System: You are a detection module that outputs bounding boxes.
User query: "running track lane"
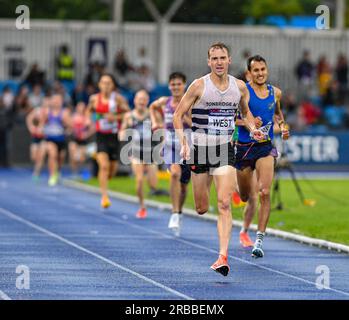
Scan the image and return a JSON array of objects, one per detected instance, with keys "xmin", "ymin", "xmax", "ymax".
[{"xmin": 0, "ymin": 168, "xmax": 349, "ymax": 300}]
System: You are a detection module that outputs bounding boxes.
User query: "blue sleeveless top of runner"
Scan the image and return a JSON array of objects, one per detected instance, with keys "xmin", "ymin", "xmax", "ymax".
[
  {"xmin": 45, "ymin": 110, "xmax": 65, "ymax": 141},
  {"xmin": 238, "ymin": 82, "xmax": 276, "ymax": 143}
]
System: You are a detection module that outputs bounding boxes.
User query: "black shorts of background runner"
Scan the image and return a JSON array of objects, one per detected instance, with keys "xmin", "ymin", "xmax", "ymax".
[
  {"xmin": 73, "ymin": 138, "xmax": 88, "ymax": 146},
  {"xmin": 180, "ymin": 163, "xmax": 191, "ymax": 184},
  {"xmin": 96, "ymin": 132, "xmax": 120, "ymax": 161}
]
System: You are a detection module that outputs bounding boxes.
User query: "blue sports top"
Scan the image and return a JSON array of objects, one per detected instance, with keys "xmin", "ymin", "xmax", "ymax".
[
  {"xmin": 44, "ymin": 110, "xmax": 65, "ymax": 141},
  {"xmin": 238, "ymin": 82, "xmax": 276, "ymax": 143}
]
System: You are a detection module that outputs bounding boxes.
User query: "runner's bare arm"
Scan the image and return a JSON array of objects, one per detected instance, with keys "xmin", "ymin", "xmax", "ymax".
[
  {"xmin": 38, "ymin": 106, "xmax": 48, "ymax": 131},
  {"xmin": 235, "ymin": 116, "xmax": 262, "ymax": 128},
  {"xmin": 84, "ymin": 117, "xmax": 95, "ymax": 139},
  {"xmin": 25, "ymin": 109, "xmax": 37, "ymax": 134},
  {"xmin": 63, "ymin": 108, "xmax": 73, "ymax": 133},
  {"xmin": 183, "ymin": 112, "xmax": 192, "ymax": 127},
  {"xmin": 173, "ymin": 79, "xmax": 203, "ymax": 146},
  {"xmin": 85, "ymin": 94, "xmax": 96, "ymax": 120},
  {"xmin": 116, "ymin": 94, "xmax": 130, "ymax": 120},
  {"xmin": 273, "ymin": 87, "xmax": 289, "ymax": 140},
  {"xmin": 149, "ymin": 96, "xmax": 167, "ymax": 129},
  {"xmin": 119, "ymin": 111, "xmax": 132, "ymax": 140}
]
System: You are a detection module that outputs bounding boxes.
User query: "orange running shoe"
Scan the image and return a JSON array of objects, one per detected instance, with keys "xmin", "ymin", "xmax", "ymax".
[
  {"xmin": 210, "ymin": 254, "xmax": 230, "ymax": 277},
  {"xmin": 101, "ymin": 195, "xmax": 111, "ymax": 209},
  {"xmin": 136, "ymin": 208, "xmax": 147, "ymax": 219},
  {"xmin": 239, "ymin": 231, "xmax": 254, "ymax": 248}
]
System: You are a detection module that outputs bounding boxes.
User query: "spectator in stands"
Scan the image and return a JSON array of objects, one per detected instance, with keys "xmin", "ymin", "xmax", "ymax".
[
  {"xmin": 85, "ymin": 62, "xmax": 105, "ymax": 89},
  {"xmin": 72, "ymin": 83, "xmax": 89, "ymax": 106},
  {"xmin": 322, "ymin": 80, "xmax": 338, "ymax": 109},
  {"xmin": 85, "ymin": 83, "xmax": 97, "ymax": 100},
  {"xmin": 28, "ymin": 84, "xmax": 43, "ymax": 109},
  {"xmin": 296, "ymin": 50, "xmax": 314, "ymax": 82},
  {"xmin": 52, "ymin": 81, "xmax": 72, "ymax": 108},
  {"xmin": 2, "ymin": 85, "xmax": 15, "ymax": 112},
  {"xmin": 317, "ymin": 55, "xmax": 332, "ymax": 97},
  {"xmin": 295, "ymin": 50, "xmax": 314, "ymax": 100},
  {"xmin": 14, "ymin": 85, "xmax": 31, "ymax": 117},
  {"xmin": 335, "ymin": 53, "xmax": 348, "ymax": 102},
  {"xmin": 129, "ymin": 65, "xmax": 156, "ymax": 92},
  {"xmin": 281, "ymin": 93, "xmax": 298, "ymax": 129},
  {"xmin": 237, "ymin": 49, "xmax": 251, "ymax": 81},
  {"xmin": 324, "ymin": 98, "xmax": 347, "ymax": 130},
  {"xmin": 25, "ymin": 63, "xmax": 45, "ymax": 87},
  {"xmin": 113, "ymin": 49, "xmax": 133, "ymax": 89},
  {"xmin": 134, "ymin": 46, "xmax": 153, "ymax": 72},
  {"xmin": 292, "ymin": 107, "xmax": 307, "ymax": 132},
  {"xmin": 299, "ymin": 97, "xmax": 322, "ymax": 126},
  {"xmin": 56, "ymin": 44, "xmax": 75, "ymax": 82}
]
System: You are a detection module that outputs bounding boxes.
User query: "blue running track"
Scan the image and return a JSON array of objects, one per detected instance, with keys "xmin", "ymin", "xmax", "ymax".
[{"xmin": 0, "ymin": 168, "xmax": 349, "ymax": 300}]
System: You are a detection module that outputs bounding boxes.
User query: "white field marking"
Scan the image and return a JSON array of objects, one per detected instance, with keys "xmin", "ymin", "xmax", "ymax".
[{"xmin": 0, "ymin": 207, "xmax": 193, "ymax": 301}]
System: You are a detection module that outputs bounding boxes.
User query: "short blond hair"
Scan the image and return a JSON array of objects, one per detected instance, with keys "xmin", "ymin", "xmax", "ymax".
[{"xmin": 208, "ymin": 42, "xmax": 230, "ymax": 58}]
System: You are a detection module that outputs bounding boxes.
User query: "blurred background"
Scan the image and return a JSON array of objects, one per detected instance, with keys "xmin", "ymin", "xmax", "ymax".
[{"xmin": 1, "ymin": 0, "xmax": 349, "ymax": 171}]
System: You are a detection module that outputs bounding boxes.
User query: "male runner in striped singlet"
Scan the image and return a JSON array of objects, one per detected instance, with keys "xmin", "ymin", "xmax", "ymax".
[
  {"xmin": 120, "ymin": 90, "xmax": 158, "ymax": 219},
  {"xmin": 86, "ymin": 73, "xmax": 129, "ymax": 209},
  {"xmin": 173, "ymin": 42, "xmax": 263, "ymax": 276},
  {"xmin": 234, "ymin": 55, "xmax": 290, "ymax": 258},
  {"xmin": 150, "ymin": 72, "xmax": 192, "ymax": 237}
]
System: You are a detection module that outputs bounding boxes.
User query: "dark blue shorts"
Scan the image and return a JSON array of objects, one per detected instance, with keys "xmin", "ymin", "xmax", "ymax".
[
  {"xmin": 46, "ymin": 138, "xmax": 67, "ymax": 153},
  {"xmin": 233, "ymin": 141, "xmax": 277, "ymax": 171}
]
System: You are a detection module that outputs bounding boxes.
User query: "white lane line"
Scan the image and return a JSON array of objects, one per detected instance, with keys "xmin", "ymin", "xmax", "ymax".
[
  {"xmin": 0, "ymin": 290, "xmax": 11, "ymax": 300},
  {"xmin": 0, "ymin": 207, "xmax": 193, "ymax": 301},
  {"xmin": 72, "ymin": 204, "xmax": 349, "ymax": 298}
]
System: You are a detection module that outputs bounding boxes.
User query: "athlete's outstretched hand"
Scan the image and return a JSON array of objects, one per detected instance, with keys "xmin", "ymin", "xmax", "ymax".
[
  {"xmin": 180, "ymin": 142, "xmax": 191, "ymax": 161},
  {"xmin": 251, "ymin": 129, "xmax": 265, "ymax": 141},
  {"xmin": 281, "ymin": 123, "xmax": 290, "ymax": 140}
]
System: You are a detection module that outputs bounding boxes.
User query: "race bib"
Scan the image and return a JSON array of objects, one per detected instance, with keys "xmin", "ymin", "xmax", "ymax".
[
  {"xmin": 44, "ymin": 124, "xmax": 64, "ymax": 136},
  {"xmin": 208, "ymin": 109, "xmax": 235, "ymax": 135},
  {"xmin": 99, "ymin": 118, "xmax": 117, "ymax": 131},
  {"xmin": 259, "ymin": 122, "xmax": 273, "ymax": 139},
  {"xmin": 164, "ymin": 112, "xmax": 173, "ymax": 126}
]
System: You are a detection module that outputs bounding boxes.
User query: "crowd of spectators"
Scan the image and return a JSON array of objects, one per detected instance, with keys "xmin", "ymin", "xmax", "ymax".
[{"xmin": 287, "ymin": 50, "xmax": 349, "ymax": 131}]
